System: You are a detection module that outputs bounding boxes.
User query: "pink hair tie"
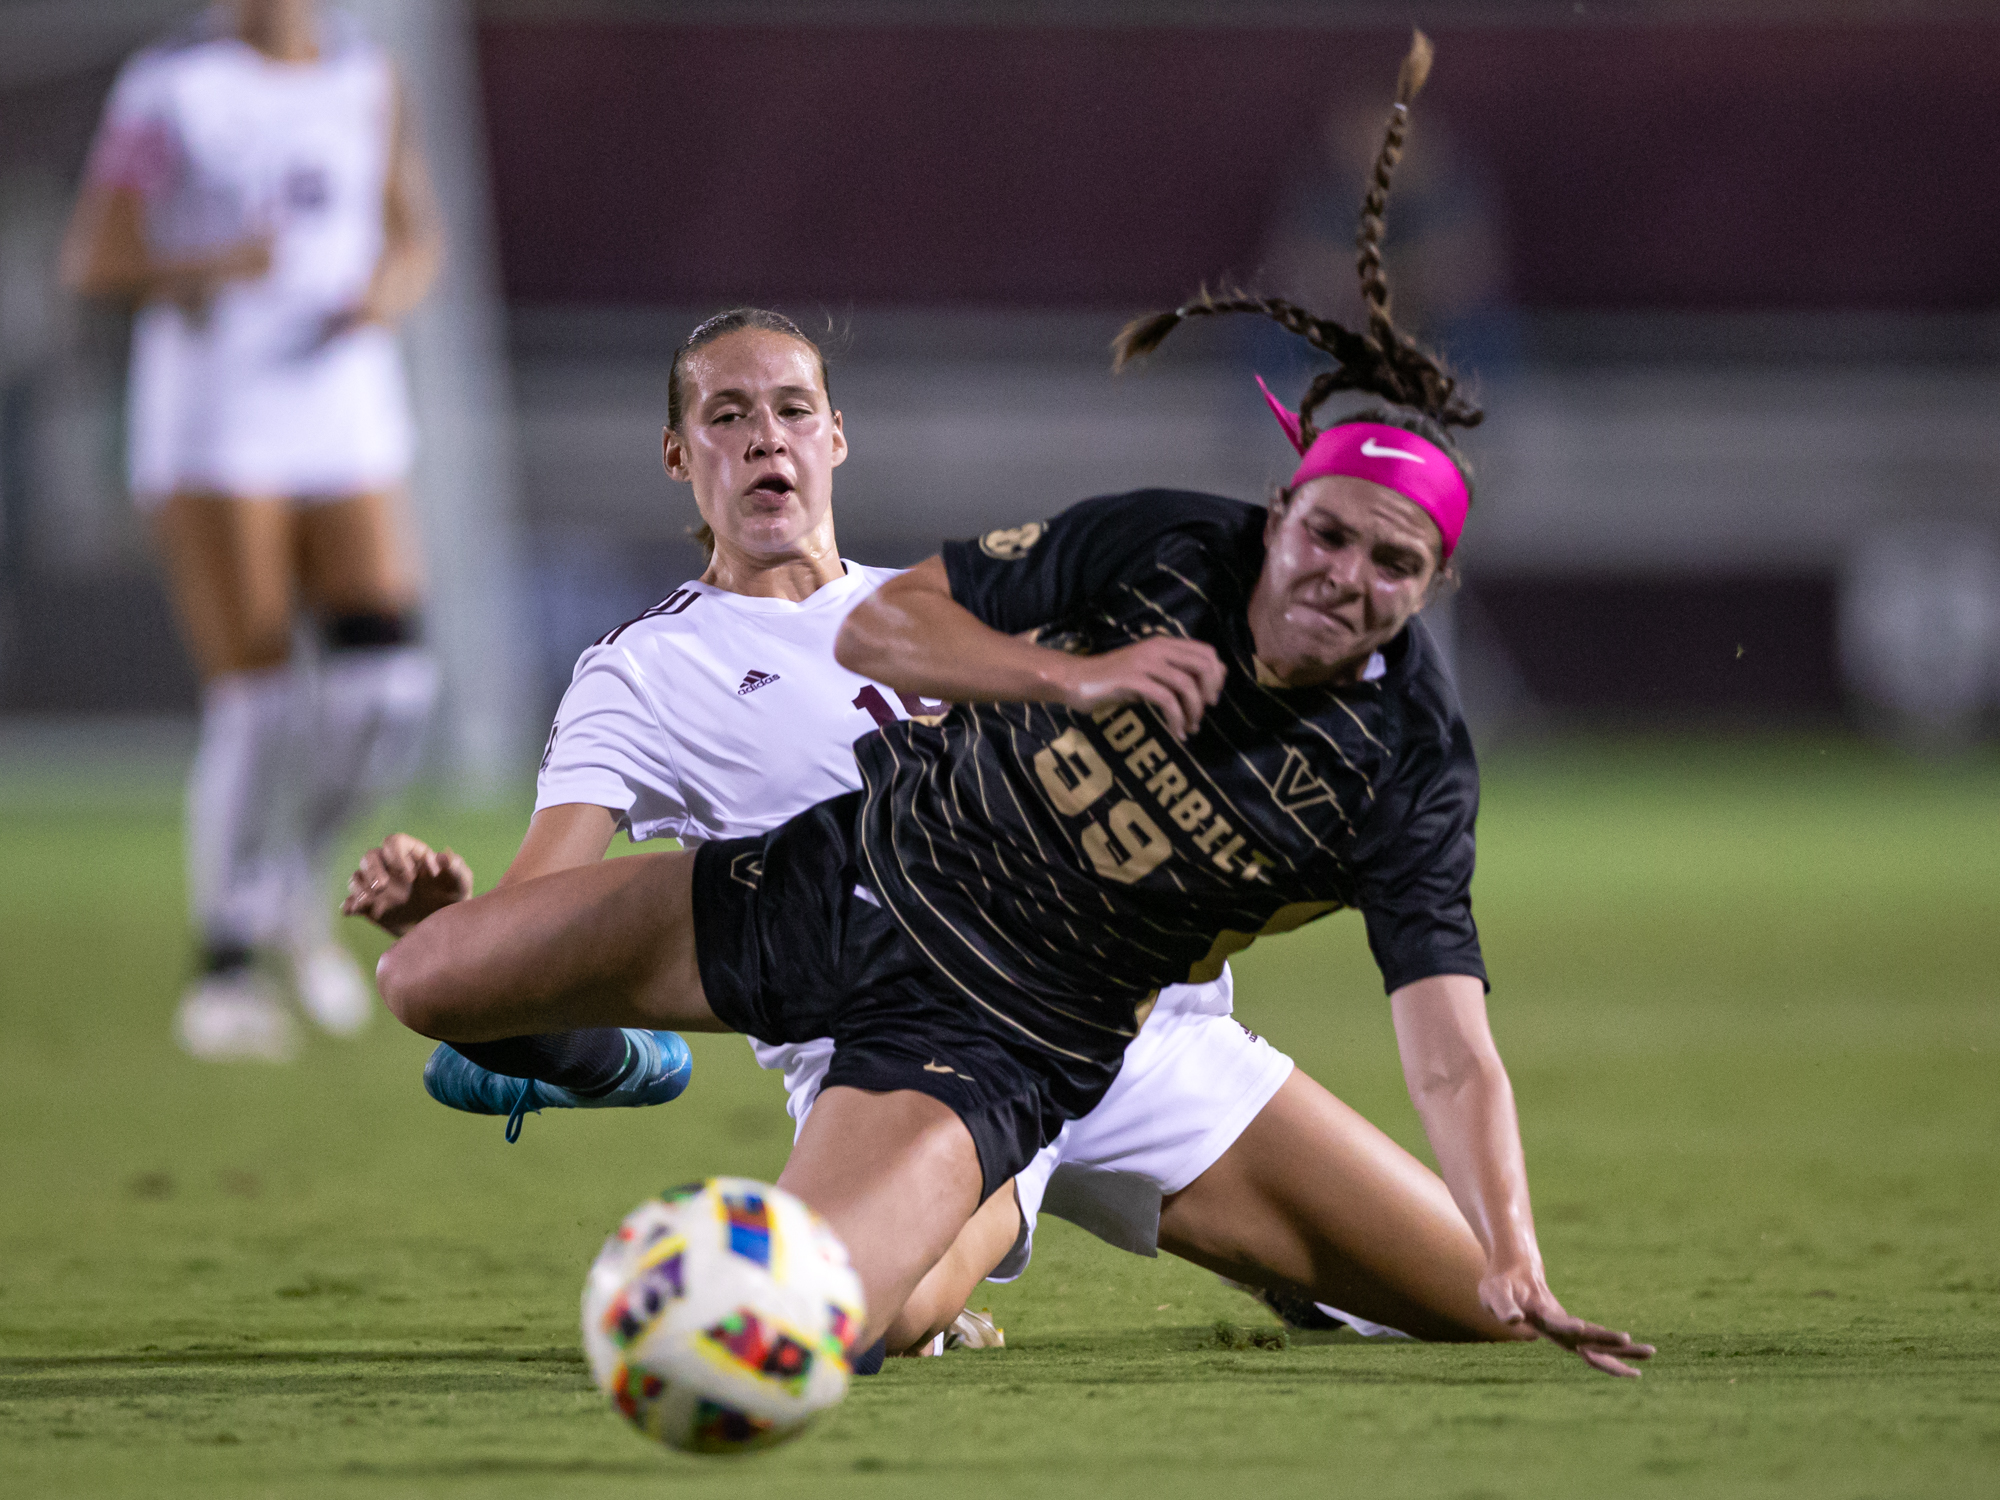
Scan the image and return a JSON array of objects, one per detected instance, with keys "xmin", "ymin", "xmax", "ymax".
[{"xmin": 1256, "ymin": 375, "xmax": 1468, "ymax": 559}]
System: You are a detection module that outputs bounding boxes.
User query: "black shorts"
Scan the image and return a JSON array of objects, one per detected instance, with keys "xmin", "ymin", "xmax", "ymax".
[{"xmin": 691, "ymin": 793, "xmax": 1122, "ymax": 1200}]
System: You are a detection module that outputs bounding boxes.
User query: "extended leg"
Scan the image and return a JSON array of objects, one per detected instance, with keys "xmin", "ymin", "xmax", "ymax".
[
  {"xmin": 882, "ymin": 1183, "xmax": 1021, "ymax": 1354},
  {"xmin": 1157, "ymin": 1068, "xmax": 1527, "ymax": 1342},
  {"xmin": 778, "ymin": 1086, "xmax": 984, "ymax": 1349},
  {"xmin": 376, "ymin": 848, "xmax": 724, "ymax": 1041}
]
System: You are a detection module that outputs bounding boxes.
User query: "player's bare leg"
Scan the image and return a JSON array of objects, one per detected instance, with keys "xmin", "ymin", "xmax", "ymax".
[
  {"xmin": 1157, "ymin": 1068, "xmax": 1528, "ymax": 1343},
  {"xmin": 883, "ymin": 1182, "xmax": 1021, "ymax": 1354},
  {"xmin": 296, "ymin": 487, "xmax": 422, "ymax": 617},
  {"xmin": 152, "ymin": 492, "xmax": 302, "ymax": 1057},
  {"xmin": 377, "ymin": 849, "xmax": 724, "ymax": 1039},
  {"xmin": 376, "ymin": 852, "xmax": 708, "ymax": 1132},
  {"xmin": 152, "ymin": 491, "xmax": 296, "ymax": 677},
  {"xmin": 778, "ymin": 1086, "xmax": 984, "ymax": 1350}
]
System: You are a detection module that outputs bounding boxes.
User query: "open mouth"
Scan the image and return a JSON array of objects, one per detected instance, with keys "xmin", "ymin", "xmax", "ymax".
[{"xmin": 750, "ymin": 475, "xmax": 795, "ymax": 497}]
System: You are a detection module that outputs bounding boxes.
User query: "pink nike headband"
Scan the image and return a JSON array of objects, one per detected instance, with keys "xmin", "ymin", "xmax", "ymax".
[{"xmin": 1257, "ymin": 376, "xmax": 1468, "ymax": 559}]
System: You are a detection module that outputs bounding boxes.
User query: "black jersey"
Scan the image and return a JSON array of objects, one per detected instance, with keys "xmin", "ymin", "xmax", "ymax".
[{"xmin": 850, "ymin": 490, "xmax": 1485, "ymax": 1064}]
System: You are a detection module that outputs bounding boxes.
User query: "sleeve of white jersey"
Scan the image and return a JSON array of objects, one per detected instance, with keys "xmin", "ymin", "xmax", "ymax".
[
  {"xmin": 534, "ymin": 645, "xmax": 687, "ymax": 839},
  {"xmin": 85, "ymin": 52, "xmax": 181, "ymax": 200}
]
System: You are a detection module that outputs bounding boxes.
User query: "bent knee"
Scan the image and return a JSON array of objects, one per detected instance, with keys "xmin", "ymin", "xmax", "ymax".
[{"xmin": 373, "ymin": 931, "xmax": 458, "ymax": 1039}]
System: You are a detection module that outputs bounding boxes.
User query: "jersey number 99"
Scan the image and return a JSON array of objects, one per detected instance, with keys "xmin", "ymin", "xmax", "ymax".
[{"xmin": 1032, "ymin": 730, "xmax": 1171, "ymax": 886}]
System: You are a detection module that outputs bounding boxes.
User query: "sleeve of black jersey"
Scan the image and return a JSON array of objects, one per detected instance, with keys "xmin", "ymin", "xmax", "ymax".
[
  {"xmin": 942, "ymin": 490, "xmax": 1246, "ymax": 635},
  {"xmin": 1351, "ymin": 654, "xmax": 1488, "ymax": 996}
]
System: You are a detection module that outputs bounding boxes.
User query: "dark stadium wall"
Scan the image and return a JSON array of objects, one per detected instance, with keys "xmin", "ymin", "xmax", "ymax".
[
  {"xmin": 476, "ymin": 20, "xmax": 2000, "ymax": 311},
  {"xmin": 4, "ymin": 13, "xmax": 1990, "ymax": 725},
  {"xmin": 471, "ymin": 17, "xmax": 1990, "ymax": 730},
  {"xmin": 1464, "ymin": 576, "xmax": 1842, "ymax": 722}
]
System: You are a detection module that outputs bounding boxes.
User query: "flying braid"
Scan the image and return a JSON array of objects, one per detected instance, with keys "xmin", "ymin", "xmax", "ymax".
[
  {"xmin": 1112, "ymin": 30, "xmax": 1481, "ymax": 440},
  {"xmin": 1355, "ymin": 33, "xmax": 1430, "ymax": 342}
]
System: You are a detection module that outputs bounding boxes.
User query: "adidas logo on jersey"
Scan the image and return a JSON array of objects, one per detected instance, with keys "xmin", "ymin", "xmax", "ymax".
[{"xmin": 737, "ymin": 670, "xmax": 780, "ymax": 696}]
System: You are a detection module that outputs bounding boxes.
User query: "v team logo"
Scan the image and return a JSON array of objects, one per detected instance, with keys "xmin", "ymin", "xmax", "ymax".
[
  {"xmin": 1272, "ymin": 745, "xmax": 1338, "ymax": 813},
  {"xmin": 737, "ymin": 670, "xmax": 780, "ymax": 696},
  {"xmin": 1360, "ymin": 436, "xmax": 1425, "ymax": 463}
]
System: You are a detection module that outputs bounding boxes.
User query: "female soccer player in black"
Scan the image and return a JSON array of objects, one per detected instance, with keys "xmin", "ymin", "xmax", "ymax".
[{"xmin": 375, "ymin": 35, "xmax": 1648, "ymax": 1377}]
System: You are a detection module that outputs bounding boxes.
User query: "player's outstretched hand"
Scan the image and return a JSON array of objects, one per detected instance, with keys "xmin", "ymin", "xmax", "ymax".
[
  {"xmin": 342, "ymin": 832, "xmax": 473, "ymax": 938},
  {"xmin": 1480, "ymin": 1265, "xmax": 1654, "ymax": 1378},
  {"xmin": 1057, "ymin": 637, "xmax": 1227, "ymax": 740}
]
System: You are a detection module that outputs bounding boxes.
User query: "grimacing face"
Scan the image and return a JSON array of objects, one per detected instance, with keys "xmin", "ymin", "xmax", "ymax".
[
  {"xmin": 662, "ymin": 328, "xmax": 846, "ymax": 560},
  {"xmin": 1246, "ymin": 473, "xmax": 1442, "ymax": 687}
]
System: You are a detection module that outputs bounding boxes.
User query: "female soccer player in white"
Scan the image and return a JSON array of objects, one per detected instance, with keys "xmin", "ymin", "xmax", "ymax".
[
  {"xmin": 63, "ymin": 0, "xmax": 441, "ymax": 1060},
  {"xmin": 350, "ymin": 305, "xmax": 1596, "ymax": 1362},
  {"xmin": 364, "ymin": 38, "xmax": 1650, "ymax": 1379}
]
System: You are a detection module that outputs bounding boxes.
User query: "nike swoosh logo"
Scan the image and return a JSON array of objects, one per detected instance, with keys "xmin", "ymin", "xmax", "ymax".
[
  {"xmin": 922, "ymin": 1061, "xmax": 958, "ymax": 1075},
  {"xmin": 1360, "ymin": 437, "xmax": 1425, "ymax": 463}
]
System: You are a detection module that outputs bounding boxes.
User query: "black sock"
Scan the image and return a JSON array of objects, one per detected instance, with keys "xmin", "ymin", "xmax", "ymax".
[
  {"xmin": 451, "ymin": 1030, "xmax": 631, "ymax": 1097},
  {"xmin": 201, "ymin": 943, "xmax": 254, "ymax": 976},
  {"xmin": 851, "ymin": 1337, "xmax": 887, "ymax": 1376},
  {"xmin": 322, "ymin": 609, "xmax": 420, "ymax": 650}
]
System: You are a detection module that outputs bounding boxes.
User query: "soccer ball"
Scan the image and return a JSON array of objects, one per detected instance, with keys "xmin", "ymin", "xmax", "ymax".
[{"xmin": 580, "ymin": 1177, "xmax": 866, "ymax": 1455}]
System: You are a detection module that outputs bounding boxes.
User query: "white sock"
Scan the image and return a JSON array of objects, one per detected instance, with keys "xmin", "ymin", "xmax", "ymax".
[
  {"xmin": 186, "ymin": 665, "xmax": 305, "ymax": 955},
  {"xmin": 289, "ymin": 645, "xmax": 439, "ymax": 944}
]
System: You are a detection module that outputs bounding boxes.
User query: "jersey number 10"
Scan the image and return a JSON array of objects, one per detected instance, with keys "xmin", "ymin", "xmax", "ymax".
[{"xmin": 852, "ymin": 685, "xmax": 948, "ymax": 728}]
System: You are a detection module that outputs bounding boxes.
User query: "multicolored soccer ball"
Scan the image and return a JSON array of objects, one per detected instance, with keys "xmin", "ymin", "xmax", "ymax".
[{"xmin": 580, "ymin": 1177, "xmax": 866, "ymax": 1455}]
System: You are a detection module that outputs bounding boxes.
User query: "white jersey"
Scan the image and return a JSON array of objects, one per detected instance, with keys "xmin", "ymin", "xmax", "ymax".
[
  {"xmin": 537, "ymin": 565, "xmax": 920, "ymax": 850},
  {"xmin": 537, "ymin": 563, "xmax": 1290, "ymax": 1278},
  {"xmin": 91, "ymin": 9, "xmax": 413, "ymax": 500},
  {"xmin": 537, "ymin": 563, "xmax": 930, "ymax": 1091}
]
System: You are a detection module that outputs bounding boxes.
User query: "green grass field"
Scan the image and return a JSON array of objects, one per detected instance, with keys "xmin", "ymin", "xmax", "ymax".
[{"xmin": 2, "ymin": 734, "xmax": 1996, "ymax": 1499}]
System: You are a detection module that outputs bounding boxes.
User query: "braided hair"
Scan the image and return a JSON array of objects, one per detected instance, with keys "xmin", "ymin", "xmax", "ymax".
[{"xmin": 1113, "ymin": 32, "xmax": 1481, "ymax": 470}]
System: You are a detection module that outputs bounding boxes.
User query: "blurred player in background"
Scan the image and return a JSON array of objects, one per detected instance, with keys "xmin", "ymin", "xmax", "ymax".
[{"xmin": 62, "ymin": 0, "xmax": 441, "ymax": 1061}]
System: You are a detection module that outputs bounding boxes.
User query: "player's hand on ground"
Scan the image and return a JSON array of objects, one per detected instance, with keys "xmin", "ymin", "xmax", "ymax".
[
  {"xmin": 1480, "ymin": 1264, "xmax": 1654, "ymax": 1378},
  {"xmin": 342, "ymin": 832, "xmax": 473, "ymax": 938},
  {"xmin": 1057, "ymin": 637, "xmax": 1226, "ymax": 740}
]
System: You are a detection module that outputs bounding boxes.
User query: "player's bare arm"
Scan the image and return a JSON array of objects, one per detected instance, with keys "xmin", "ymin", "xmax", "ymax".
[
  {"xmin": 1392, "ymin": 974, "xmax": 1654, "ymax": 1377},
  {"xmin": 333, "ymin": 74, "xmax": 443, "ymax": 342},
  {"xmin": 838, "ymin": 556, "xmax": 1226, "ymax": 740},
  {"xmin": 60, "ymin": 183, "xmax": 271, "ymax": 314}
]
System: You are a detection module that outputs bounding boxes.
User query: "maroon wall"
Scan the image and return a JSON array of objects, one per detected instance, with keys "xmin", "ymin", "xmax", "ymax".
[{"xmin": 478, "ymin": 21, "xmax": 2000, "ymax": 310}]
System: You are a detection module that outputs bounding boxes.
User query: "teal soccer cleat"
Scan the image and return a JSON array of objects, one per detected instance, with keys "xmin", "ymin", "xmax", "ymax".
[{"xmin": 422, "ymin": 1030, "xmax": 693, "ymax": 1142}]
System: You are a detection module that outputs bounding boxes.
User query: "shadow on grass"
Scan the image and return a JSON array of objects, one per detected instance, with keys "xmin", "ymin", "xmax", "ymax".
[
  {"xmin": 338, "ymin": 1457, "xmax": 666, "ymax": 1479},
  {"xmin": 0, "ymin": 1344, "xmax": 591, "ymax": 1403},
  {"xmin": 0, "ymin": 1344, "xmax": 582, "ymax": 1371}
]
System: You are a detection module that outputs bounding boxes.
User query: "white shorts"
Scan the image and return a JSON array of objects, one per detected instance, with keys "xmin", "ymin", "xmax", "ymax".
[
  {"xmin": 759, "ymin": 965, "xmax": 1294, "ymax": 1283},
  {"xmin": 127, "ymin": 296, "xmax": 414, "ymax": 504}
]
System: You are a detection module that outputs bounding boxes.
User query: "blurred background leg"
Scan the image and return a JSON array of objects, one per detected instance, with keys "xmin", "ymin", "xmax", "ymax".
[
  {"xmin": 291, "ymin": 489, "xmax": 438, "ymax": 1034},
  {"xmin": 152, "ymin": 492, "xmax": 302, "ymax": 1063}
]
